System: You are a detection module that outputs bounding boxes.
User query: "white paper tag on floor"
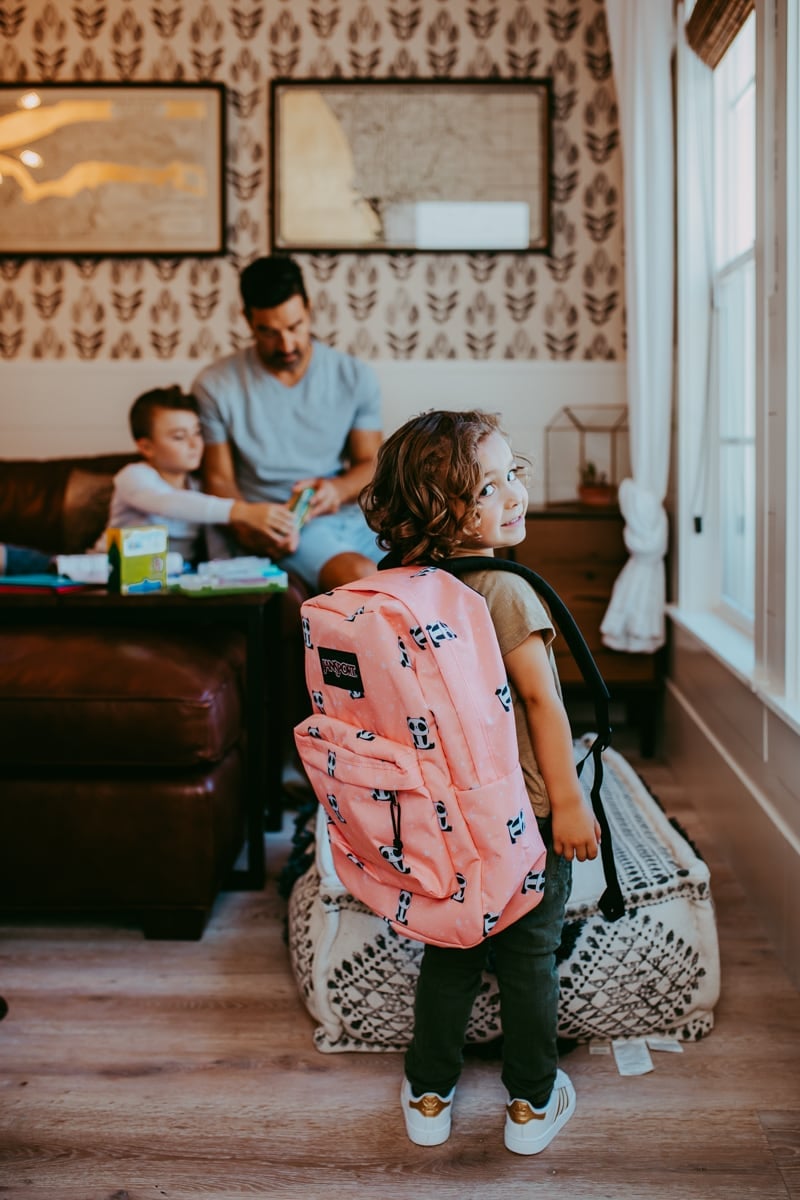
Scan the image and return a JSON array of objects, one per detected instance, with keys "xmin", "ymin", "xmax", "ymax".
[
  {"xmin": 646, "ymin": 1036, "xmax": 684, "ymax": 1054},
  {"xmin": 612, "ymin": 1038, "xmax": 654, "ymax": 1076},
  {"xmin": 589, "ymin": 1039, "xmax": 611, "ymax": 1055}
]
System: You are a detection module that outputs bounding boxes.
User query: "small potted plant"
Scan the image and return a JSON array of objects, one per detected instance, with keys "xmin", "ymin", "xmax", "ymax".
[{"xmin": 578, "ymin": 461, "xmax": 616, "ymax": 507}]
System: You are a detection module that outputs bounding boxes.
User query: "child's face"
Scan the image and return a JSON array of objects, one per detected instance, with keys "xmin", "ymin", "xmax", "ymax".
[
  {"xmin": 457, "ymin": 431, "xmax": 528, "ymax": 556},
  {"xmin": 137, "ymin": 408, "xmax": 204, "ymax": 476}
]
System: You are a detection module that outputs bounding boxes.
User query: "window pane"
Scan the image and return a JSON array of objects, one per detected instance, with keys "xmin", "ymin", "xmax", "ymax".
[
  {"xmin": 789, "ymin": 0, "xmax": 800, "ymax": 700},
  {"xmin": 712, "ymin": 12, "xmax": 756, "ymax": 626},
  {"xmin": 720, "ymin": 441, "xmax": 755, "ymax": 619},
  {"xmin": 728, "ymin": 9, "xmax": 755, "ymax": 92},
  {"xmin": 716, "ymin": 259, "xmax": 755, "ymax": 621},
  {"xmin": 716, "ymin": 258, "xmax": 755, "ymax": 440},
  {"xmin": 731, "ymin": 82, "xmax": 756, "ymax": 257},
  {"xmin": 713, "ymin": 11, "xmax": 756, "ymax": 266}
]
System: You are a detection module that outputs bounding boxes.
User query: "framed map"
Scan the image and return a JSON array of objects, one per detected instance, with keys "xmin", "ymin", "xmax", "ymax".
[
  {"xmin": 270, "ymin": 79, "xmax": 551, "ymax": 254},
  {"xmin": 0, "ymin": 83, "xmax": 226, "ymax": 256}
]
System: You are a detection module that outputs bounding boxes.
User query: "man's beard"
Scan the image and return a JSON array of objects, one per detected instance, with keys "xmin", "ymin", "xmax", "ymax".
[{"xmin": 263, "ymin": 345, "xmax": 304, "ymax": 371}]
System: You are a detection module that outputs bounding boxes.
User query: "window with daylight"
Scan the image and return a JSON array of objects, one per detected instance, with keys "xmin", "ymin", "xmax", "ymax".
[
  {"xmin": 711, "ymin": 11, "xmax": 756, "ymax": 627},
  {"xmin": 786, "ymin": 0, "xmax": 800, "ymax": 708},
  {"xmin": 679, "ymin": 0, "xmax": 800, "ymax": 718}
]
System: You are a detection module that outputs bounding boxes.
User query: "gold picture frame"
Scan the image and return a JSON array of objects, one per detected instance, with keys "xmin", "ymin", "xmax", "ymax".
[
  {"xmin": 0, "ymin": 82, "xmax": 226, "ymax": 256},
  {"xmin": 270, "ymin": 78, "xmax": 551, "ymax": 254}
]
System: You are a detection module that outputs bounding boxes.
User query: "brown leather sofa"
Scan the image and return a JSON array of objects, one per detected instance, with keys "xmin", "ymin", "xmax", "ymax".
[{"xmin": 0, "ymin": 454, "xmax": 309, "ymax": 938}]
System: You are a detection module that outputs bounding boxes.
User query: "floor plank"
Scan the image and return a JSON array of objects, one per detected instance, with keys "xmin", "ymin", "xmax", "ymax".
[
  {"xmin": 760, "ymin": 1111, "xmax": 800, "ymax": 1200},
  {"xmin": 1, "ymin": 741, "xmax": 798, "ymax": 1200}
]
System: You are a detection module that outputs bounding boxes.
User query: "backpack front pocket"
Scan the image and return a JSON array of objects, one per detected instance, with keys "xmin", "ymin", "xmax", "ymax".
[{"xmin": 295, "ymin": 716, "xmax": 461, "ymax": 898}]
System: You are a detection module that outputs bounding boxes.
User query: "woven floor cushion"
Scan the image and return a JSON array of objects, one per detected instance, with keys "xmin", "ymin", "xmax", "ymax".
[{"xmin": 287, "ymin": 740, "xmax": 721, "ymax": 1053}]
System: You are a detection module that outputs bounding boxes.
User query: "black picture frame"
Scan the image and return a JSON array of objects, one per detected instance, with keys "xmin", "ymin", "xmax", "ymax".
[
  {"xmin": 270, "ymin": 78, "xmax": 551, "ymax": 254},
  {"xmin": 0, "ymin": 82, "xmax": 226, "ymax": 257}
]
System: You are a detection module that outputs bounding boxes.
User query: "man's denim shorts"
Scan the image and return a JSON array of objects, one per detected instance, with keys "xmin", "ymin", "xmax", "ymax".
[{"xmin": 278, "ymin": 504, "xmax": 382, "ymax": 590}]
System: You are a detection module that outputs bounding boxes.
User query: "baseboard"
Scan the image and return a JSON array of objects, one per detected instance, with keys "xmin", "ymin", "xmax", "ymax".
[{"xmin": 664, "ymin": 682, "xmax": 800, "ymax": 991}]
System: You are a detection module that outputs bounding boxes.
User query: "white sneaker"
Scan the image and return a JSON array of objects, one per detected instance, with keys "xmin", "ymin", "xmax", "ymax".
[
  {"xmin": 504, "ymin": 1069, "xmax": 576, "ymax": 1155},
  {"xmin": 401, "ymin": 1077, "xmax": 455, "ymax": 1146}
]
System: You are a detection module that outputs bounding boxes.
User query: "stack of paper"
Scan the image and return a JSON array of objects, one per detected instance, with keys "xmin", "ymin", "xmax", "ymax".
[{"xmin": 174, "ymin": 557, "xmax": 288, "ymax": 596}]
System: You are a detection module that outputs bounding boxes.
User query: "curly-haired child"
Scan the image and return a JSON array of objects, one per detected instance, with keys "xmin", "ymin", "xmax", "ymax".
[{"xmin": 360, "ymin": 409, "xmax": 600, "ymax": 1155}]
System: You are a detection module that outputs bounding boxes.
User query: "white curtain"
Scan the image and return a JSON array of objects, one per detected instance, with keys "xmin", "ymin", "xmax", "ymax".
[{"xmin": 601, "ymin": 1, "xmax": 676, "ymax": 653}]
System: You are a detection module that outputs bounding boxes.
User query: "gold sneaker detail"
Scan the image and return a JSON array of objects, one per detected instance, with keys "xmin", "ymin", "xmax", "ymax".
[
  {"xmin": 401, "ymin": 1078, "xmax": 455, "ymax": 1146},
  {"xmin": 507, "ymin": 1100, "xmax": 546, "ymax": 1125},
  {"xmin": 504, "ymin": 1072, "xmax": 576, "ymax": 1155},
  {"xmin": 410, "ymin": 1094, "xmax": 452, "ymax": 1118}
]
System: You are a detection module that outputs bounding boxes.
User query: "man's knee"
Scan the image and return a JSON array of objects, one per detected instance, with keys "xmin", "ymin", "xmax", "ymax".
[{"xmin": 318, "ymin": 551, "xmax": 377, "ymax": 591}]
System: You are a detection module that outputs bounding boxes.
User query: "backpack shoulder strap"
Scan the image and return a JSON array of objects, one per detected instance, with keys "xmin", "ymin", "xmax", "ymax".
[{"xmin": 442, "ymin": 554, "xmax": 625, "ymax": 922}]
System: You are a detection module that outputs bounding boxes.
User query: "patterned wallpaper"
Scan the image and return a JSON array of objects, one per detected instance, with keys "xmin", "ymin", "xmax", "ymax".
[{"xmin": 0, "ymin": 0, "xmax": 625, "ymax": 364}]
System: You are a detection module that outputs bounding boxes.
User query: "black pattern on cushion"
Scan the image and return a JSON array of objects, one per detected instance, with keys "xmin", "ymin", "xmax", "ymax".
[{"xmin": 287, "ymin": 741, "xmax": 720, "ymax": 1052}]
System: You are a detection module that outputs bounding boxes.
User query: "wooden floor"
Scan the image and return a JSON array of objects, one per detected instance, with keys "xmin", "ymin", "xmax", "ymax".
[{"xmin": 1, "ymin": 740, "xmax": 799, "ymax": 1200}]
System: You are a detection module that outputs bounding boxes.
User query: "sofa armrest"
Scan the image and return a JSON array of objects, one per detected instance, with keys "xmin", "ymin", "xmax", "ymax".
[{"xmin": 0, "ymin": 454, "xmax": 132, "ymax": 554}]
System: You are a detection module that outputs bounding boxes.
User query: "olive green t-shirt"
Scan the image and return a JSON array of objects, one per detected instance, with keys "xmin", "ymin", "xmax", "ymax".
[{"xmin": 461, "ymin": 567, "xmax": 561, "ymax": 819}]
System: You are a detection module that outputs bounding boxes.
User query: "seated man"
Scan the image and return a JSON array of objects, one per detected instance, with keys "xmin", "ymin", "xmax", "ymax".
[{"xmin": 191, "ymin": 255, "xmax": 383, "ymax": 592}]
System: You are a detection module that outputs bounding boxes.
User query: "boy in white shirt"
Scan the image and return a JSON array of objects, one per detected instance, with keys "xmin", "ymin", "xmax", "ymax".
[{"xmin": 102, "ymin": 386, "xmax": 298, "ymax": 563}]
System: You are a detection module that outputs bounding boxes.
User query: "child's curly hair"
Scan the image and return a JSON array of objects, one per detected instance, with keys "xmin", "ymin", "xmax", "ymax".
[{"xmin": 360, "ymin": 409, "xmax": 509, "ymax": 564}]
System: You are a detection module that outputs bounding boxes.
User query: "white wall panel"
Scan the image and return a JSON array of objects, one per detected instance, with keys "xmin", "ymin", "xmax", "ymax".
[{"xmin": 1, "ymin": 360, "xmax": 626, "ymax": 509}]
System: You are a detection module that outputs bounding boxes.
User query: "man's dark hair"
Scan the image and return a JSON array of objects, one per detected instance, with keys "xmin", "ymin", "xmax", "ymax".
[
  {"xmin": 239, "ymin": 255, "xmax": 308, "ymax": 315},
  {"xmin": 129, "ymin": 385, "xmax": 200, "ymax": 441}
]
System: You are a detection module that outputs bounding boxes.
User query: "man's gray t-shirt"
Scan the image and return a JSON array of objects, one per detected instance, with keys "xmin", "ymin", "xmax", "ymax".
[{"xmin": 192, "ymin": 340, "xmax": 382, "ymax": 503}]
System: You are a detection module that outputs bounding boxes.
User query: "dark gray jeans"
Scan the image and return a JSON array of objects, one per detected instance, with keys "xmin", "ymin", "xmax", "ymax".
[
  {"xmin": 404, "ymin": 827, "xmax": 572, "ymax": 1108},
  {"xmin": 3, "ymin": 544, "xmax": 53, "ymax": 575}
]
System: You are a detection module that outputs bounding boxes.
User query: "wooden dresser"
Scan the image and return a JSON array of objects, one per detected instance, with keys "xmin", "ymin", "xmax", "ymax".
[{"xmin": 508, "ymin": 505, "xmax": 662, "ymax": 755}]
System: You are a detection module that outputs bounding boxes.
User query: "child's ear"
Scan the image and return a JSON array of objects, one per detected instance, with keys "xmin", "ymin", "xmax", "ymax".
[
  {"xmin": 458, "ymin": 512, "xmax": 481, "ymax": 540},
  {"xmin": 136, "ymin": 436, "xmax": 154, "ymax": 462}
]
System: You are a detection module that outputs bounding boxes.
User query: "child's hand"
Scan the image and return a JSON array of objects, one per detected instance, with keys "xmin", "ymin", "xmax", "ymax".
[
  {"xmin": 551, "ymin": 792, "xmax": 601, "ymax": 862},
  {"xmin": 231, "ymin": 500, "xmax": 300, "ymax": 554}
]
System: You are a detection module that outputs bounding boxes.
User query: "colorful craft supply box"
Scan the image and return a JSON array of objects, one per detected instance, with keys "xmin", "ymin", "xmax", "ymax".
[{"xmin": 107, "ymin": 526, "xmax": 168, "ymax": 595}]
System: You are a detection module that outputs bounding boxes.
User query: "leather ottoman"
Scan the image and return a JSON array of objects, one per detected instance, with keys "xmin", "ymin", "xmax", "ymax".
[{"xmin": 0, "ymin": 624, "xmax": 246, "ymax": 938}]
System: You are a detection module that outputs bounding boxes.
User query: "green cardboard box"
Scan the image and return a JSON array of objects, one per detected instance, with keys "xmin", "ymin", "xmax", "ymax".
[{"xmin": 107, "ymin": 526, "xmax": 168, "ymax": 595}]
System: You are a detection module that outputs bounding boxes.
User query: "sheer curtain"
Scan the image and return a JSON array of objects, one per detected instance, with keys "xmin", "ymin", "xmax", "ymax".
[{"xmin": 600, "ymin": 1, "xmax": 675, "ymax": 653}]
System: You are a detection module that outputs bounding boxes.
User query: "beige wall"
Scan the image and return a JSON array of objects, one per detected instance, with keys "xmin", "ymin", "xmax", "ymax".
[{"xmin": 0, "ymin": 359, "xmax": 627, "ymax": 511}]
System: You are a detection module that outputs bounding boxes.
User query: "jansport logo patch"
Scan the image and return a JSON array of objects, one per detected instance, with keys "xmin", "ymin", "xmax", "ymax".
[{"xmin": 318, "ymin": 647, "xmax": 365, "ymax": 693}]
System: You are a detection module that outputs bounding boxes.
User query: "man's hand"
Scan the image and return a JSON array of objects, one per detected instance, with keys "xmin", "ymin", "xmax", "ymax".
[
  {"xmin": 230, "ymin": 500, "xmax": 300, "ymax": 557},
  {"xmin": 292, "ymin": 477, "xmax": 342, "ymax": 518}
]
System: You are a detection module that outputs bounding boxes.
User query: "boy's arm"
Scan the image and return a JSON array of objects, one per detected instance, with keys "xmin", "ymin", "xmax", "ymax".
[
  {"xmin": 504, "ymin": 632, "xmax": 600, "ymax": 862},
  {"xmin": 115, "ymin": 462, "xmax": 295, "ymax": 549},
  {"xmin": 115, "ymin": 463, "xmax": 235, "ymax": 525}
]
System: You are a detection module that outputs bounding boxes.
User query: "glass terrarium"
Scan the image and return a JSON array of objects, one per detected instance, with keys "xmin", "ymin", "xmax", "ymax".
[{"xmin": 544, "ymin": 404, "xmax": 630, "ymax": 507}]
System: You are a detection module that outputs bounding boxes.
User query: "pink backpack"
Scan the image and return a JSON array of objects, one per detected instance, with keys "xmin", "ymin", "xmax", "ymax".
[{"xmin": 293, "ymin": 565, "xmax": 547, "ymax": 948}]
